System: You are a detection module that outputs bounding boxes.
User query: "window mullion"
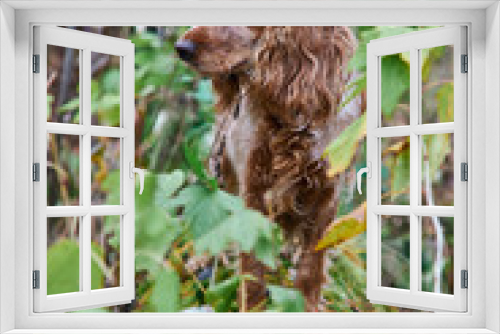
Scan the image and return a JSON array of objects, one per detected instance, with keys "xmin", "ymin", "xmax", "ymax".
[
  {"xmin": 409, "ymin": 47, "xmax": 420, "ymax": 294},
  {"xmin": 82, "ymin": 48, "xmax": 92, "ymax": 294}
]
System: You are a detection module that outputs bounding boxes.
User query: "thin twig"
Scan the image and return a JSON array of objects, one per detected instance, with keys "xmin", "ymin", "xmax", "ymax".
[{"xmin": 423, "ymin": 145, "xmax": 444, "ymax": 293}]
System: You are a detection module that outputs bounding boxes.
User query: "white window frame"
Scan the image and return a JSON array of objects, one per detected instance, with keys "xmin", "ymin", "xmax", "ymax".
[
  {"xmin": 366, "ymin": 26, "xmax": 467, "ymax": 312},
  {"xmin": 32, "ymin": 26, "xmax": 136, "ymax": 312},
  {"xmin": 0, "ymin": 1, "xmax": 499, "ymax": 333}
]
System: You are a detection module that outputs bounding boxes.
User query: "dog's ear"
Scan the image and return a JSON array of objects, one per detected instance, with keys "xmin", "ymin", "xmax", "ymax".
[{"xmin": 251, "ymin": 27, "xmax": 356, "ymax": 126}]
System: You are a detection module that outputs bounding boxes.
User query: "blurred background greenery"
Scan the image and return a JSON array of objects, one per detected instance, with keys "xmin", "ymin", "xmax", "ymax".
[{"xmin": 45, "ymin": 26, "xmax": 454, "ymax": 313}]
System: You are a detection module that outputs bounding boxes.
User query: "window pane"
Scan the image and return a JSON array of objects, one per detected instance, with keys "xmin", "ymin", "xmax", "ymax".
[
  {"xmin": 421, "ymin": 45, "xmax": 454, "ymax": 124},
  {"xmin": 47, "ymin": 133, "xmax": 80, "ymax": 206},
  {"xmin": 381, "ymin": 215, "xmax": 410, "ymax": 290},
  {"xmin": 47, "ymin": 217, "xmax": 80, "ymax": 295},
  {"xmin": 47, "ymin": 44, "xmax": 80, "ymax": 124},
  {"xmin": 421, "ymin": 133, "xmax": 454, "ymax": 206},
  {"xmin": 91, "ymin": 52, "xmax": 121, "ymax": 127},
  {"xmin": 381, "ymin": 52, "xmax": 410, "ymax": 127},
  {"xmin": 91, "ymin": 137, "xmax": 121, "ymax": 205},
  {"xmin": 421, "ymin": 216, "xmax": 454, "ymax": 294},
  {"xmin": 91, "ymin": 216, "xmax": 121, "ymax": 290},
  {"xmin": 381, "ymin": 136, "xmax": 410, "ymax": 205}
]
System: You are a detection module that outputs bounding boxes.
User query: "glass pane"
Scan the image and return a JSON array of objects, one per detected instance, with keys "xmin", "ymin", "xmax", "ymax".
[
  {"xmin": 381, "ymin": 215, "xmax": 410, "ymax": 290},
  {"xmin": 421, "ymin": 45, "xmax": 454, "ymax": 124},
  {"xmin": 91, "ymin": 216, "xmax": 121, "ymax": 290},
  {"xmin": 47, "ymin": 133, "xmax": 80, "ymax": 206},
  {"xmin": 91, "ymin": 52, "xmax": 121, "ymax": 127},
  {"xmin": 47, "ymin": 217, "xmax": 80, "ymax": 295},
  {"xmin": 421, "ymin": 216, "xmax": 454, "ymax": 294},
  {"xmin": 421, "ymin": 133, "xmax": 454, "ymax": 206},
  {"xmin": 381, "ymin": 136, "xmax": 410, "ymax": 205},
  {"xmin": 47, "ymin": 44, "xmax": 80, "ymax": 124},
  {"xmin": 381, "ymin": 52, "xmax": 410, "ymax": 127},
  {"xmin": 91, "ymin": 137, "xmax": 121, "ymax": 205}
]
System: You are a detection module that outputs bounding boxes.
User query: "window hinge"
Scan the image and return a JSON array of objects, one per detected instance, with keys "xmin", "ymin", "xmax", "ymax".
[
  {"xmin": 461, "ymin": 54, "xmax": 468, "ymax": 73},
  {"xmin": 33, "ymin": 270, "xmax": 40, "ymax": 289},
  {"xmin": 33, "ymin": 54, "xmax": 40, "ymax": 73},
  {"xmin": 33, "ymin": 163, "xmax": 40, "ymax": 182},
  {"xmin": 461, "ymin": 270, "xmax": 468, "ymax": 289},
  {"xmin": 461, "ymin": 162, "xmax": 468, "ymax": 181}
]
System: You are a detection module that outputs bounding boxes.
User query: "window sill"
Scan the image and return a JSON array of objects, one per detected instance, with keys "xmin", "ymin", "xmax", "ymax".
[{"xmin": 3, "ymin": 330, "xmax": 498, "ymax": 334}]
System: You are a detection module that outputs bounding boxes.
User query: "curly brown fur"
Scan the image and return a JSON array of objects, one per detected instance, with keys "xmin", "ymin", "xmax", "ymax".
[{"xmin": 177, "ymin": 26, "xmax": 357, "ymax": 312}]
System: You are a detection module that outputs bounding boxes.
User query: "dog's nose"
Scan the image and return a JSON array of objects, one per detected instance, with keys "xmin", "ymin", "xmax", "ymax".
[{"xmin": 175, "ymin": 40, "xmax": 196, "ymax": 62}]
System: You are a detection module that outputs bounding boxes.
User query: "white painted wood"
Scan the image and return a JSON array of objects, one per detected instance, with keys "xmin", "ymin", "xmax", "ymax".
[
  {"xmin": 409, "ymin": 44, "xmax": 420, "ymax": 296},
  {"xmin": 46, "ymin": 123, "xmax": 129, "ymax": 138},
  {"xmin": 366, "ymin": 26, "xmax": 468, "ymax": 312},
  {"xmin": 0, "ymin": 2, "xmax": 17, "ymax": 333},
  {"xmin": 372, "ymin": 205, "xmax": 455, "ymax": 217},
  {"xmin": 9, "ymin": 5, "xmax": 489, "ymax": 332},
  {"xmin": 372, "ymin": 123, "xmax": 455, "ymax": 138},
  {"xmin": 3, "ymin": 0, "xmax": 497, "ymax": 10},
  {"xmin": 33, "ymin": 26, "xmax": 135, "ymax": 313},
  {"xmin": 0, "ymin": 329, "xmax": 498, "ymax": 334},
  {"xmin": 484, "ymin": 3, "xmax": 500, "ymax": 333}
]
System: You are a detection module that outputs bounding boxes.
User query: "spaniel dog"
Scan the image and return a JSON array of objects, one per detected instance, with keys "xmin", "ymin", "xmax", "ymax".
[{"xmin": 176, "ymin": 26, "xmax": 357, "ymax": 311}]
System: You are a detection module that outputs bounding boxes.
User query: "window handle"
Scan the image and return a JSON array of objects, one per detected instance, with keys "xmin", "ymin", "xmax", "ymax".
[
  {"xmin": 129, "ymin": 162, "xmax": 145, "ymax": 195},
  {"xmin": 357, "ymin": 162, "xmax": 371, "ymax": 195}
]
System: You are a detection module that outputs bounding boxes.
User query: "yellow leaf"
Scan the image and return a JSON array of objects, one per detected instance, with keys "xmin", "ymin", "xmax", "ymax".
[
  {"xmin": 316, "ymin": 202, "xmax": 366, "ymax": 251},
  {"xmin": 324, "ymin": 114, "xmax": 366, "ymax": 178}
]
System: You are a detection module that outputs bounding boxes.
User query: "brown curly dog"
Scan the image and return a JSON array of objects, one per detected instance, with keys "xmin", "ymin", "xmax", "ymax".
[{"xmin": 176, "ymin": 26, "xmax": 357, "ymax": 312}]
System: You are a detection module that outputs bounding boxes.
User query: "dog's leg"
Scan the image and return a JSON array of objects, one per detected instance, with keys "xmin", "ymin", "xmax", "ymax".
[
  {"xmin": 295, "ymin": 245, "xmax": 326, "ymax": 312},
  {"xmin": 239, "ymin": 252, "xmax": 268, "ymax": 311},
  {"xmin": 237, "ymin": 123, "xmax": 274, "ymax": 312}
]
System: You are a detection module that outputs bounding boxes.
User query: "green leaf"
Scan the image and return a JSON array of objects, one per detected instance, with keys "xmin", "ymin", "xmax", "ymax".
[
  {"xmin": 59, "ymin": 97, "xmax": 80, "ymax": 113},
  {"xmin": 101, "ymin": 68, "xmax": 121, "ymax": 95},
  {"xmin": 424, "ymin": 133, "xmax": 451, "ymax": 183},
  {"xmin": 166, "ymin": 183, "xmax": 279, "ymax": 268},
  {"xmin": 47, "ymin": 240, "xmax": 104, "ymax": 295},
  {"xmin": 194, "ymin": 79, "xmax": 214, "ymax": 104},
  {"xmin": 324, "ymin": 113, "xmax": 366, "ymax": 178},
  {"xmin": 267, "ymin": 285, "xmax": 305, "ymax": 312},
  {"xmin": 381, "ymin": 54, "xmax": 410, "ymax": 118},
  {"xmin": 47, "ymin": 95, "xmax": 54, "ymax": 118},
  {"xmin": 155, "ymin": 170, "xmax": 186, "ymax": 206},
  {"xmin": 205, "ymin": 274, "xmax": 256, "ymax": 311},
  {"xmin": 436, "ymin": 82, "xmax": 454, "ymax": 123},
  {"xmin": 150, "ymin": 266, "xmax": 181, "ymax": 312},
  {"xmin": 392, "ymin": 143, "xmax": 410, "ymax": 199},
  {"xmin": 134, "ymin": 172, "xmax": 185, "ymax": 274},
  {"xmin": 253, "ymin": 235, "xmax": 278, "ymax": 269},
  {"xmin": 183, "ymin": 143, "xmax": 218, "ymax": 190}
]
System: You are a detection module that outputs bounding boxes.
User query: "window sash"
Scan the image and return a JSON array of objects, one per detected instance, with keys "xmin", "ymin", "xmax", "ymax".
[
  {"xmin": 366, "ymin": 26, "xmax": 468, "ymax": 312},
  {"xmin": 33, "ymin": 26, "xmax": 136, "ymax": 313}
]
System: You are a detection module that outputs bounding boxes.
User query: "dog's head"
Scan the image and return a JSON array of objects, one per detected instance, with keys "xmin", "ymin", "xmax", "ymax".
[
  {"xmin": 176, "ymin": 26, "xmax": 356, "ymax": 124},
  {"xmin": 176, "ymin": 26, "xmax": 263, "ymax": 111},
  {"xmin": 175, "ymin": 26, "xmax": 261, "ymax": 77}
]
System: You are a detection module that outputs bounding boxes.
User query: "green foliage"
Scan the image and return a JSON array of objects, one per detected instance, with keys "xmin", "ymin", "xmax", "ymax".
[
  {"xmin": 135, "ymin": 172, "xmax": 185, "ymax": 275},
  {"xmin": 47, "ymin": 240, "xmax": 104, "ymax": 294},
  {"xmin": 267, "ymin": 285, "xmax": 305, "ymax": 312},
  {"xmin": 380, "ymin": 53, "xmax": 410, "ymax": 117},
  {"xmin": 324, "ymin": 113, "xmax": 366, "ymax": 178},
  {"xmin": 151, "ymin": 266, "xmax": 181, "ymax": 312},
  {"xmin": 205, "ymin": 274, "xmax": 255, "ymax": 312},
  {"xmin": 166, "ymin": 181, "xmax": 280, "ymax": 269}
]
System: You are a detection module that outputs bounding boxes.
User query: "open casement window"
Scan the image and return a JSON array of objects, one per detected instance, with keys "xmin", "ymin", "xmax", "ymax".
[
  {"xmin": 364, "ymin": 26, "xmax": 467, "ymax": 312},
  {"xmin": 33, "ymin": 26, "xmax": 141, "ymax": 312}
]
